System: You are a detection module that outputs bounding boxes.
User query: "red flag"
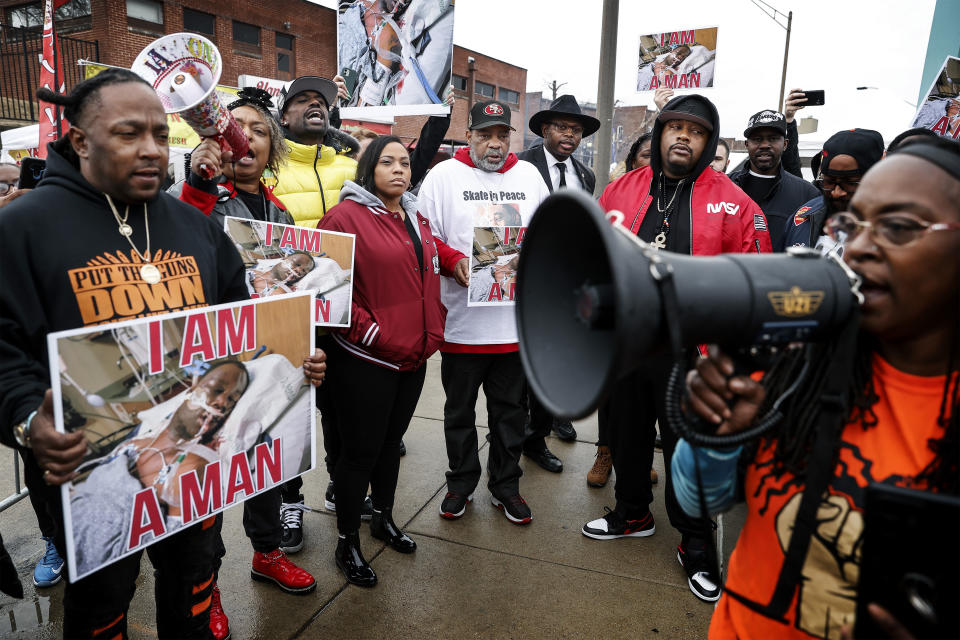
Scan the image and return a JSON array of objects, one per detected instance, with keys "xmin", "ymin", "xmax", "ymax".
[{"xmin": 36, "ymin": 0, "xmax": 72, "ymax": 158}]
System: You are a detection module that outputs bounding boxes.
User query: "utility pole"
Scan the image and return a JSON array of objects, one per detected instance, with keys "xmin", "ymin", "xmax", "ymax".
[
  {"xmin": 777, "ymin": 11, "xmax": 793, "ymax": 111},
  {"xmin": 467, "ymin": 56, "xmax": 477, "ymax": 112},
  {"xmin": 750, "ymin": 1, "xmax": 793, "ymax": 111},
  {"xmin": 547, "ymin": 80, "xmax": 567, "ymax": 101},
  {"xmin": 593, "ymin": 0, "xmax": 618, "ymax": 196}
]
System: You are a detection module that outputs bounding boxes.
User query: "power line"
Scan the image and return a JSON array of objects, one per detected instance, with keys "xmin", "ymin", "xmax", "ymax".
[{"xmin": 749, "ymin": 0, "xmax": 789, "ymax": 30}]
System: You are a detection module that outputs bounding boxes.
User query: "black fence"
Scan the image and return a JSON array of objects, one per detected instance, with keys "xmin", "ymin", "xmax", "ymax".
[{"xmin": 1, "ymin": 25, "xmax": 99, "ymax": 124}]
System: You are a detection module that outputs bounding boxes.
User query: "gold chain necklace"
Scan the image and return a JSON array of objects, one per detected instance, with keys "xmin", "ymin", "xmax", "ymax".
[{"xmin": 104, "ymin": 193, "xmax": 161, "ymax": 284}]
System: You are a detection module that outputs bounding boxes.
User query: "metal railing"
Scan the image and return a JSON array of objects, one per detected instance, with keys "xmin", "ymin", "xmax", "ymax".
[
  {"xmin": 0, "ymin": 451, "xmax": 29, "ymax": 513},
  {"xmin": 0, "ymin": 25, "xmax": 99, "ymax": 124}
]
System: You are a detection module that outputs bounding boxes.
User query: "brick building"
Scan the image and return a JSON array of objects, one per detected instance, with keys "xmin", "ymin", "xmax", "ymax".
[
  {"xmin": 1, "ymin": 0, "xmax": 336, "ymax": 129},
  {"xmin": 1, "ymin": 1, "xmax": 529, "ymax": 164},
  {"xmin": 611, "ymin": 105, "xmax": 653, "ymax": 167},
  {"xmin": 390, "ymin": 45, "xmax": 527, "ymax": 157}
]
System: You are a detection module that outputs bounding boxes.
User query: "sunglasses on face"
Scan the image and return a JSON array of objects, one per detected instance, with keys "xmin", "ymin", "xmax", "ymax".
[{"xmin": 815, "ymin": 176, "xmax": 861, "ymax": 194}]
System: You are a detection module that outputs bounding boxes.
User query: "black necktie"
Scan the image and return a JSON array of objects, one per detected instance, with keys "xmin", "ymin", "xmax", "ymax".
[{"xmin": 556, "ymin": 162, "xmax": 567, "ymax": 188}]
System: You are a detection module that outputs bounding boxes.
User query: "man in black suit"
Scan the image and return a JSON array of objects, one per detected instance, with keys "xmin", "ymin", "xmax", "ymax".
[
  {"xmin": 516, "ymin": 95, "xmax": 600, "ymax": 473},
  {"xmin": 518, "ymin": 94, "xmax": 599, "ymax": 195}
]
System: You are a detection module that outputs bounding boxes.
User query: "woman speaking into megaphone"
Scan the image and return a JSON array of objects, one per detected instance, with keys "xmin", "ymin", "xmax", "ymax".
[
  {"xmin": 677, "ymin": 139, "xmax": 960, "ymax": 640},
  {"xmin": 171, "ymin": 88, "xmax": 292, "ymax": 228}
]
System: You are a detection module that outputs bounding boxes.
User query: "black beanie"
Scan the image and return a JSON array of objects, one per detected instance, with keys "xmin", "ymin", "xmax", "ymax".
[{"xmin": 820, "ymin": 129, "xmax": 884, "ymax": 176}]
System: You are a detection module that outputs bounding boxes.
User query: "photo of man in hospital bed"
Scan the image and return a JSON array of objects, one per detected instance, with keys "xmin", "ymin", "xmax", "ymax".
[
  {"xmin": 68, "ymin": 360, "xmax": 249, "ymax": 577},
  {"xmin": 54, "ymin": 295, "xmax": 316, "ymax": 579},
  {"xmin": 224, "ymin": 217, "xmax": 356, "ymax": 327},
  {"xmin": 469, "ymin": 223, "xmax": 521, "ymax": 306}
]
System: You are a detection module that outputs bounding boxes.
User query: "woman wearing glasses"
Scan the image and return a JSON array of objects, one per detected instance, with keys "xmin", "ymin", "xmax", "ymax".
[
  {"xmin": 0, "ymin": 162, "xmax": 25, "ymax": 209},
  {"xmin": 675, "ymin": 137, "xmax": 960, "ymax": 639}
]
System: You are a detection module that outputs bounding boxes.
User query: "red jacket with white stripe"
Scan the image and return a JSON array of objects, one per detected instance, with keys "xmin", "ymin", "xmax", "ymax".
[{"xmin": 318, "ymin": 181, "xmax": 466, "ymax": 371}]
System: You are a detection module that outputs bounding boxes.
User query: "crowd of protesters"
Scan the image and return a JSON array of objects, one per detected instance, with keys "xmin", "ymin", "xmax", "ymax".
[{"xmin": 0, "ymin": 36, "xmax": 958, "ymax": 640}]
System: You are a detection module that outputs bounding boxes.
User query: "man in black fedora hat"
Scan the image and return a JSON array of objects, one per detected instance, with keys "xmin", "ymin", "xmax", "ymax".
[
  {"xmin": 516, "ymin": 95, "xmax": 600, "ymax": 473},
  {"xmin": 518, "ymin": 94, "xmax": 600, "ymax": 195}
]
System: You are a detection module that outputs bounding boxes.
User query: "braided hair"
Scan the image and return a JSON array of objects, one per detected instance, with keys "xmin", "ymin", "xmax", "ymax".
[
  {"xmin": 747, "ymin": 140, "xmax": 960, "ymax": 496},
  {"xmin": 36, "ymin": 68, "xmax": 151, "ymax": 162}
]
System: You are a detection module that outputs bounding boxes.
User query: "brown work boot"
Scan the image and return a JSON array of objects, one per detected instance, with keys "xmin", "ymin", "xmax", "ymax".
[
  {"xmin": 651, "ymin": 468, "xmax": 659, "ymax": 484},
  {"xmin": 587, "ymin": 446, "xmax": 612, "ymax": 487}
]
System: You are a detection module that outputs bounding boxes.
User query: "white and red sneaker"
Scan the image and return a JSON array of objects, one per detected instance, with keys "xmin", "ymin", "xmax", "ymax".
[{"xmin": 581, "ymin": 508, "xmax": 655, "ymax": 540}]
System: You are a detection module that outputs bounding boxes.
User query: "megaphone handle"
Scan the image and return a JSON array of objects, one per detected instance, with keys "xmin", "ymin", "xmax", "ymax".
[{"xmin": 196, "ymin": 135, "xmax": 231, "ymax": 180}]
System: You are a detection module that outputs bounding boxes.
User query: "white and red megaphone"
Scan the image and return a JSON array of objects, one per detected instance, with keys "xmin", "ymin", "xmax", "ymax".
[{"xmin": 132, "ymin": 33, "xmax": 248, "ymax": 178}]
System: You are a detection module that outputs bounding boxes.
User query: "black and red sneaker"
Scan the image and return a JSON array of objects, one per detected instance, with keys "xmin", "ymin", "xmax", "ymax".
[
  {"xmin": 491, "ymin": 493, "xmax": 532, "ymax": 525},
  {"xmin": 581, "ymin": 507, "xmax": 655, "ymax": 540},
  {"xmin": 439, "ymin": 491, "xmax": 473, "ymax": 519}
]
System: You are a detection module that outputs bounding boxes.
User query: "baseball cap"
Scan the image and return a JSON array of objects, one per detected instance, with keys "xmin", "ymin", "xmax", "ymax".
[
  {"xmin": 278, "ymin": 76, "xmax": 338, "ymax": 114},
  {"xmin": 469, "ymin": 100, "xmax": 515, "ymax": 131},
  {"xmin": 657, "ymin": 98, "xmax": 714, "ymax": 132},
  {"xmin": 743, "ymin": 110, "xmax": 787, "ymax": 138}
]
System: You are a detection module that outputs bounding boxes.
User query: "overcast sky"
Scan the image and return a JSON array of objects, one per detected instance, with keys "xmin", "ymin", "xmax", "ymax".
[{"xmin": 314, "ymin": 0, "xmax": 937, "ymax": 143}]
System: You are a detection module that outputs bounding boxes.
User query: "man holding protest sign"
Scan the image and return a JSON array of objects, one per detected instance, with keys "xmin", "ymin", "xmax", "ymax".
[
  {"xmin": 582, "ymin": 94, "xmax": 771, "ymax": 603},
  {"xmin": 273, "ymin": 75, "xmax": 358, "ymax": 227},
  {"xmin": 419, "ymin": 99, "xmax": 550, "ymax": 525},
  {"xmin": 271, "ymin": 74, "xmax": 358, "ymax": 555},
  {"xmin": 0, "ymin": 69, "xmax": 325, "ymax": 639}
]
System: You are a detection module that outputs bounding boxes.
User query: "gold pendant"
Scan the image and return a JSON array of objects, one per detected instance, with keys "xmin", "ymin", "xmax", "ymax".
[
  {"xmin": 118, "ymin": 223, "xmax": 133, "ymax": 237},
  {"xmin": 653, "ymin": 232, "xmax": 667, "ymax": 250},
  {"xmin": 140, "ymin": 263, "xmax": 162, "ymax": 284}
]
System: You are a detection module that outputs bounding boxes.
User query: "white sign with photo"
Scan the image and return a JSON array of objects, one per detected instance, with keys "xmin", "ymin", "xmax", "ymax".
[
  {"xmin": 337, "ymin": 0, "xmax": 454, "ymax": 118},
  {"xmin": 51, "ymin": 293, "xmax": 315, "ymax": 581}
]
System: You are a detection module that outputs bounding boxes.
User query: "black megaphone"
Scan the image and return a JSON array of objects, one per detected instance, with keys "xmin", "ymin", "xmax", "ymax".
[{"xmin": 515, "ymin": 190, "xmax": 862, "ymax": 421}]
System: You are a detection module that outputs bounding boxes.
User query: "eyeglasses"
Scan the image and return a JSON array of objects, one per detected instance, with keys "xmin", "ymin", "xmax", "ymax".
[
  {"xmin": 548, "ymin": 122, "xmax": 584, "ymax": 136},
  {"xmin": 824, "ymin": 211, "xmax": 960, "ymax": 248},
  {"xmin": 815, "ymin": 176, "xmax": 861, "ymax": 194},
  {"xmin": 0, "ymin": 181, "xmax": 14, "ymax": 195}
]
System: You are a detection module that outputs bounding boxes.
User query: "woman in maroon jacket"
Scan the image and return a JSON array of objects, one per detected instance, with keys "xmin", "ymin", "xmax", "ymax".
[{"xmin": 318, "ymin": 136, "xmax": 468, "ymax": 587}]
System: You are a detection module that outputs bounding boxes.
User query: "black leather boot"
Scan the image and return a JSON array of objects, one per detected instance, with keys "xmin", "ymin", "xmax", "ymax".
[
  {"xmin": 335, "ymin": 532, "xmax": 377, "ymax": 587},
  {"xmin": 370, "ymin": 508, "xmax": 417, "ymax": 553}
]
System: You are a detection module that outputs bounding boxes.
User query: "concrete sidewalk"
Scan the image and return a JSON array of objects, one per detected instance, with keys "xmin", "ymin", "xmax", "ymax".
[{"xmin": 0, "ymin": 355, "xmax": 742, "ymax": 639}]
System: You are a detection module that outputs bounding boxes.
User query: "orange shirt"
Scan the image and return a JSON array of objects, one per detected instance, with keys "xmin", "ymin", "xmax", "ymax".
[{"xmin": 710, "ymin": 356, "xmax": 948, "ymax": 640}]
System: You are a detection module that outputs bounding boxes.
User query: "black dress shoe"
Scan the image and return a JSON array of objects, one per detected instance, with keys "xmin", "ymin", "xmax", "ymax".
[
  {"xmin": 552, "ymin": 419, "xmax": 577, "ymax": 441},
  {"xmin": 523, "ymin": 447, "xmax": 563, "ymax": 473},
  {"xmin": 399, "ymin": 440, "xmax": 407, "ymax": 456},
  {"xmin": 335, "ymin": 532, "xmax": 377, "ymax": 587},
  {"xmin": 370, "ymin": 508, "xmax": 417, "ymax": 553}
]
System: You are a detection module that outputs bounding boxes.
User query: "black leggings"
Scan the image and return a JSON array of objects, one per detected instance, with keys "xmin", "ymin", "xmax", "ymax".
[{"xmin": 325, "ymin": 340, "xmax": 426, "ymax": 534}]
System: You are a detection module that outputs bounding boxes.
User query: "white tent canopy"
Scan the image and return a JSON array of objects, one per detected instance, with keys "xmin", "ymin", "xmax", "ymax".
[{"xmin": 1, "ymin": 124, "xmax": 39, "ymax": 162}]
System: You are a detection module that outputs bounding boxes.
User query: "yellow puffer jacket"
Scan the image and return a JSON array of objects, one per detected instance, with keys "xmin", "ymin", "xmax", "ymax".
[{"xmin": 273, "ymin": 138, "xmax": 358, "ymax": 228}]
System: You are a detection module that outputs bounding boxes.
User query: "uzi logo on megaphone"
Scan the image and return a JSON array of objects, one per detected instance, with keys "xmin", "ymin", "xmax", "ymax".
[{"xmin": 132, "ymin": 33, "xmax": 249, "ymax": 169}]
